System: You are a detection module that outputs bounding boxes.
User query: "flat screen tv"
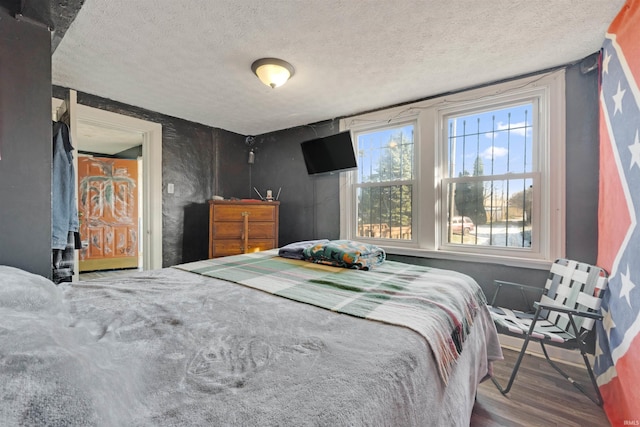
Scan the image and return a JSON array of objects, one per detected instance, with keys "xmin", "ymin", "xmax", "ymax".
[{"xmin": 300, "ymin": 131, "xmax": 357, "ymax": 175}]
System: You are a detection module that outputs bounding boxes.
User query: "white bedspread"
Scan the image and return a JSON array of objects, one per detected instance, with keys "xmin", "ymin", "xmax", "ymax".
[{"xmin": 0, "ymin": 264, "xmax": 502, "ymax": 426}]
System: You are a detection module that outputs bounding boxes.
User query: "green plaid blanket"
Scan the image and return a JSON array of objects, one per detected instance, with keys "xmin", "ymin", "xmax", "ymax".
[{"xmin": 176, "ymin": 250, "xmax": 487, "ymax": 384}]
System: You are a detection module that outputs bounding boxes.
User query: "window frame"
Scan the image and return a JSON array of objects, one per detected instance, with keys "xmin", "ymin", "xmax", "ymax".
[
  {"xmin": 352, "ymin": 120, "xmax": 418, "ymax": 243},
  {"xmin": 437, "ymin": 95, "xmax": 541, "ymax": 257},
  {"xmin": 340, "ymin": 70, "xmax": 565, "ymax": 269}
]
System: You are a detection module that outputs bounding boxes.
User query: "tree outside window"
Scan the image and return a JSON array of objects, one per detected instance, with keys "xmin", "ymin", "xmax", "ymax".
[{"xmin": 355, "ymin": 123, "xmax": 414, "ymax": 241}]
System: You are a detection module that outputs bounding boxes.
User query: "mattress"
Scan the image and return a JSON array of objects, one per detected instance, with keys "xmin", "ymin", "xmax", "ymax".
[{"xmin": 0, "ymin": 259, "xmax": 502, "ymax": 426}]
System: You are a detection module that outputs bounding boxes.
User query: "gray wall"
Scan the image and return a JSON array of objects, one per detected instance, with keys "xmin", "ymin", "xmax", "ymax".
[
  {"xmin": 0, "ymin": 8, "xmax": 52, "ymax": 277},
  {"xmin": 252, "ymin": 60, "xmax": 601, "ymax": 308},
  {"xmin": 249, "ymin": 120, "xmax": 343, "ymax": 246},
  {"xmin": 565, "ymin": 61, "xmax": 600, "ymax": 263}
]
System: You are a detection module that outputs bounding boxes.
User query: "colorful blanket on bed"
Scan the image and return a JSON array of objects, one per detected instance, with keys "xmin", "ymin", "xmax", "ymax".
[
  {"xmin": 302, "ymin": 239, "xmax": 386, "ymax": 270},
  {"xmin": 278, "ymin": 239, "xmax": 329, "ymax": 260},
  {"xmin": 176, "ymin": 250, "xmax": 486, "ymax": 384}
]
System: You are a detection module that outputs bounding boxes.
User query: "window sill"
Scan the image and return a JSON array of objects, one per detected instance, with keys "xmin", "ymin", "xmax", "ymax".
[{"xmin": 381, "ymin": 245, "xmax": 553, "ymax": 270}]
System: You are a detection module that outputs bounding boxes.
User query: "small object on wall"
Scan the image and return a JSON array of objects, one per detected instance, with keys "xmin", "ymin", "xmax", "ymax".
[
  {"xmin": 248, "ymin": 149, "xmax": 255, "ymax": 164},
  {"xmin": 168, "ymin": 183, "xmax": 174, "ymax": 194}
]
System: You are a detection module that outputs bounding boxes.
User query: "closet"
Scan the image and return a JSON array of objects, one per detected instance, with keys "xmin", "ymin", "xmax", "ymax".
[{"xmin": 51, "ymin": 100, "xmax": 80, "ymax": 283}]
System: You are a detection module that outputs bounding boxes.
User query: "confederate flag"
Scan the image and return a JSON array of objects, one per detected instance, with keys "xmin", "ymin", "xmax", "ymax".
[{"xmin": 595, "ymin": 0, "xmax": 640, "ymax": 425}]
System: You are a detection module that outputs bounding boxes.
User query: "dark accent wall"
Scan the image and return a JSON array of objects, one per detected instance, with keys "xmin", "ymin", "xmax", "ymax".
[
  {"xmin": 0, "ymin": 8, "xmax": 52, "ymax": 277},
  {"xmin": 49, "ymin": 0, "xmax": 85, "ymax": 52},
  {"xmin": 0, "ymin": 0, "xmax": 52, "ymax": 28},
  {"xmin": 252, "ymin": 61, "xmax": 601, "ymax": 307},
  {"xmin": 0, "ymin": 1, "xmax": 21, "ymax": 15},
  {"xmin": 565, "ymin": 61, "xmax": 600, "ymax": 264},
  {"xmin": 52, "ymin": 87, "xmax": 248, "ymax": 267},
  {"xmin": 249, "ymin": 121, "xmax": 343, "ymax": 246}
]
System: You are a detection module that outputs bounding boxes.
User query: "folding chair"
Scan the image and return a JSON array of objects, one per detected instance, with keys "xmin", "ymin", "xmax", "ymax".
[{"xmin": 487, "ymin": 258, "xmax": 608, "ymax": 405}]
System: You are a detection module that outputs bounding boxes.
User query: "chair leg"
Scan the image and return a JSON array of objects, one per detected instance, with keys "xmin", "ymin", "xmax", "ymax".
[
  {"xmin": 539, "ymin": 342, "xmax": 603, "ymax": 406},
  {"xmin": 491, "ymin": 334, "xmax": 533, "ymax": 395}
]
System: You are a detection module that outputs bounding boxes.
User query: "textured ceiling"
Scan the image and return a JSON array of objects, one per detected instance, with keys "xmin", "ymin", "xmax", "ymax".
[{"xmin": 52, "ymin": 0, "xmax": 625, "ymax": 136}]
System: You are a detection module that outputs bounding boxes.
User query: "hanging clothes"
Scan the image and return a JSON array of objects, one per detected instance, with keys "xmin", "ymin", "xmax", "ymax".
[
  {"xmin": 52, "ymin": 121, "xmax": 80, "ymax": 283},
  {"xmin": 52, "ymin": 232, "xmax": 80, "ymax": 284}
]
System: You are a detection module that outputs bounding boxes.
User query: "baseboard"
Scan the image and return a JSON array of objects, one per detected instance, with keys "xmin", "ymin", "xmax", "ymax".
[{"xmin": 499, "ymin": 335, "xmax": 593, "ymax": 368}]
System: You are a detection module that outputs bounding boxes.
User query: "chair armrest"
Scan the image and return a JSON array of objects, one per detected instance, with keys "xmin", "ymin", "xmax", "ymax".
[
  {"xmin": 533, "ymin": 301, "xmax": 603, "ymax": 321},
  {"xmin": 494, "ymin": 280, "xmax": 545, "ymax": 293},
  {"xmin": 490, "ymin": 280, "xmax": 545, "ymax": 306}
]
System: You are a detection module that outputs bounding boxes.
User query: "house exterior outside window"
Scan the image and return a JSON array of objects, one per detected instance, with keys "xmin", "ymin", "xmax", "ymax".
[{"xmin": 340, "ymin": 71, "xmax": 565, "ymax": 268}]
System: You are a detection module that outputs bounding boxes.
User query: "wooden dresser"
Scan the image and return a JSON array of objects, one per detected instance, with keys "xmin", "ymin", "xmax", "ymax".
[{"xmin": 208, "ymin": 200, "xmax": 280, "ymax": 258}]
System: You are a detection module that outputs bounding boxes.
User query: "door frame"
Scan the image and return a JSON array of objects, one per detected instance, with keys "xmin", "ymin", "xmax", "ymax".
[
  {"xmin": 56, "ymin": 91, "xmax": 163, "ymax": 272},
  {"xmin": 74, "ymin": 103, "xmax": 163, "ymax": 271}
]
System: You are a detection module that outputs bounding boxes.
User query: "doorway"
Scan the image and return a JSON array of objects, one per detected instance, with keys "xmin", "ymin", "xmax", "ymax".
[{"xmin": 52, "ymin": 94, "xmax": 163, "ymax": 276}]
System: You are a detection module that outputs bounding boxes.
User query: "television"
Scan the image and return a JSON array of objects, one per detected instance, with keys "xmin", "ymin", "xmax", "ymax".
[{"xmin": 300, "ymin": 131, "xmax": 358, "ymax": 175}]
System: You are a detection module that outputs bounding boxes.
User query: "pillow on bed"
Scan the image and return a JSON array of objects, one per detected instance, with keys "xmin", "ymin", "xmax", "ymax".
[
  {"xmin": 0, "ymin": 266, "xmax": 137, "ymax": 426},
  {"xmin": 302, "ymin": 239, "xmax": 386, "ymax": 270},
  {"xmin": 0, "ymin": 265, "xmax": 66, "ymax": 316}
]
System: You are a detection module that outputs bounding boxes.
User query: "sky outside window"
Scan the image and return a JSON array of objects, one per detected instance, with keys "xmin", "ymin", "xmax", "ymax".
[
  {"xmin": 448, "ymin": 103, "xmax": 533, "ymax": 178},
  {"xmin": 357, "ymin": 124, "xmax": 414, "ymax": 184}
]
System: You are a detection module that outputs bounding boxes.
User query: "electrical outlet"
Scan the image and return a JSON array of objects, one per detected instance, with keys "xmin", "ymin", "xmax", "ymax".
[{"xmin": 168, "ymin": 183, "xmax": 174, "ymax": 194}]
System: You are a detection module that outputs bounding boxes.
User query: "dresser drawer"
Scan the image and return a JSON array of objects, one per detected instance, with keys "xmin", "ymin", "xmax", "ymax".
[
  {"xmin": 211, "ymin": 239, "xmax": 277, "ymax": 257},
  {"xmin": 213, "ymin": 204, "xmax": 277, "ymax": 222},
  {"xmin": 212, "ymin": 222, "xmax": 277, "ymax": 239}
]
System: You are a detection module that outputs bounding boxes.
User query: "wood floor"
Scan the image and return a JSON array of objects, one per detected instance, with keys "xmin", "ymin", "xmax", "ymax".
[{"xmin": 472, "ymin": 347, "xmax": 609, "ymax": 426}]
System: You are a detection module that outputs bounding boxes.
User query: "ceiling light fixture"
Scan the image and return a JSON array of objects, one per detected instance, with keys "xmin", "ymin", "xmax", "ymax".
[{"xmin": 251, "ymin": 58, "xmax": 295, "ymax": 89}]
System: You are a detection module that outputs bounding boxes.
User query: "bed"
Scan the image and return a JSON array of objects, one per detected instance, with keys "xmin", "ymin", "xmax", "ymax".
[{"xmin": 0, "ymin": 248, "xmax": 502, "ymax": 426}]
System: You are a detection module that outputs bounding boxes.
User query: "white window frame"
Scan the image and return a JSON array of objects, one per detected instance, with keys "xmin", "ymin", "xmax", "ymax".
[
  {"xmin": 351, "ymin": 120, "xmax": 418, "ymax": 243},
  {"xmin": 340, "ymin": 70, "xmax": 565, "ymax": 269}
]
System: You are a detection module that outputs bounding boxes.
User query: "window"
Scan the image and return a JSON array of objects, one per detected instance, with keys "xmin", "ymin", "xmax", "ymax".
[
  {"xmin": 341, "ymin": 71, "xmax": 565, "ymax": 267},
  {"xmin": 442, "ymin": 102, "xmax": 535, "ymax": 250},
  {"xmin": 354, "ymin": 123, "xmax": 415, "ymax": 241}
]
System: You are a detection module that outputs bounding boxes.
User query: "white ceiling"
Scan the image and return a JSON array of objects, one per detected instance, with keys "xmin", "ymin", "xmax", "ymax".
[
  {"xmin": 73, "ymin": 123, "xmax": 144, "ymax": 155},
  {"xmin": 52, "ymin": 0, "xmax": 625, "ymax": 137},
  {"xmin": 52, "ymin": 98, "xmax": 144, "ymax": 155}
]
